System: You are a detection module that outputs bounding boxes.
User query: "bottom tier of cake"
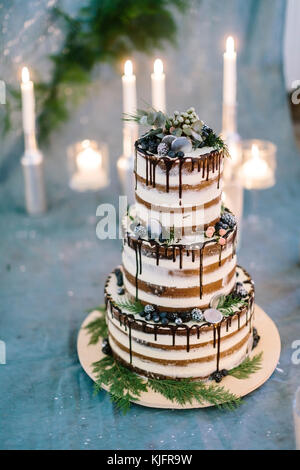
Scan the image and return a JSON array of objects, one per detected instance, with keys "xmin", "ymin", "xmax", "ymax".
[{"xmin": 104, "ymin": 266, "xmax": 255, "ymax": 380}]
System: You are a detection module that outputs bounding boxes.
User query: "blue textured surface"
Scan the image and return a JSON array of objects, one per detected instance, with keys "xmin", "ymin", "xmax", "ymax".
[{"xmin": 1, "ymin": 0, "xmax": 300, "ymax": 450}]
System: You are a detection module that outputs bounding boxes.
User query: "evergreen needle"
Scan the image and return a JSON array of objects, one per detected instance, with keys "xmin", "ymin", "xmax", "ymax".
[{"xmin": 228, "ymin": 353, "xmax": 263, "ymax": 379}]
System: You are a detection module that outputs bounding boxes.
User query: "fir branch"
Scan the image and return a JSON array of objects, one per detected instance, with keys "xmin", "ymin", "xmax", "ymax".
[
  {"xmin": 116, "ymin": 298, "xmax": 144, "ymax": 314},
  {"xmin": 228, "ymin": 353, "xmax": 263, "ymax": 379},
  {"xmin": 84, "ymin": 306, "xmax": 108, "ymax": 345},
  {"xmin": 217, "ymin": 294, "xmax": 247, "ymax": 317},
  {"xmin": 92, "ymin": 356, "xmax": 147, "ymax": 414},
  {"xmin": 148, "ymin": 378, "xmax": 241, "ymax": 410}
]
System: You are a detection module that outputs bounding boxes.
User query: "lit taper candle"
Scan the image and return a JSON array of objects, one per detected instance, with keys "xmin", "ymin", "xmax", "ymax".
[
  {"xmin": 122, "ymin": 60, "xmax": 137, "ymax": 118},
  {"xmin": 223, "ymin": 36, "xmax": 236, "ymax": 107},
  {"xmin": 151, "ymin": 58, "xmax": 166, "ymax": 112},
  {"xmin": 21, "ymin": 66, "xmax": 37, "ymax": 151}
]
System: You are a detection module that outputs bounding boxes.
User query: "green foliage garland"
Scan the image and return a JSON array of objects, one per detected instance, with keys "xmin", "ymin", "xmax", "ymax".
[
  {"xmin": 3, "ymin": 0, "xmax": 188, "ymax": 143},
  {"xmin": 85, "ymin": 309, "xmax": 263, "ymax": 413}
]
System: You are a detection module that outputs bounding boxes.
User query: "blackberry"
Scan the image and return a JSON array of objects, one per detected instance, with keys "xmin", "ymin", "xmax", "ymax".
[
  {"xmin": 221, "ymin": 212, "xmax": 236, "ymax": 228},
  {"xmin": 210, "ymin": 371, "xmax": 223, "ymax": 383},
  {"xmin": 167, "ymin": 312, "xmax": 176, "ymax": 322},
  {"xmin": 114, "ymin": 268, "xmax": 123, "ymax": 287},
  {"xmin": 102, "ymin": 338, "xmax": 112, "ymax": 355},
  {"xmin": 202, "ymin": 125, "xmax": 213, "ymax": 138},
  {"xmin": 139, "ymin": 310, "xmax": 147, "ymax": 318}
]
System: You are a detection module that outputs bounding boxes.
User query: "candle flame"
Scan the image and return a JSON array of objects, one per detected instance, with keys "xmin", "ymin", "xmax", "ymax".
[
  {"xmin": 124, "ymin": 60, "xmax": 133, "ymax": 77},
  {"xmin": 22, "ymin": 66, "xmax": 30, "ymax": 83},
  {"xmin": 154, "ymin": 58, "xmax": 163, "ymax": 75},
  {"xmin": 252, "ymin": 144, "xmax": 260, "ymax": 160},
  {"xmin": 226, "ymin": 36, "xmax": 235, "ymax": 54}
]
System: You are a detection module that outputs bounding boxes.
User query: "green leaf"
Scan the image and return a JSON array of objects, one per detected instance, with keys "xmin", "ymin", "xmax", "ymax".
[
  {"xmin": 84, "ymin": 308, "xmax": 108, "ymax": 345},
  {"xmin": 217, "ymin": 294, "xmax": 247, "ymax": 317},
  {"xmin": 92, "ymin": 356, "xmax": 147, "ymax": 414},
  {"xmin": 116, "ymin": 299, "xmax": 143, "ymax": 314},
  {"xmin": 228, "ymin": 353, "xmax": 263, "ymax": 379},
  {"xmin": 148, "ymin": 378, "xmax": 241, "ymax": 410}
]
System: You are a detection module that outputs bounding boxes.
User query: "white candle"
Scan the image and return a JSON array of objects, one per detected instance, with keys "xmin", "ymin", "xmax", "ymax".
[
  {"xmin": 240, "ymin": 144, "xmax": 274, "ymax": 189},
  {"xmin": 223, "ymin": 36, "xmax": 236, "ymax": 107},
  {"xmin": 21, "ymin": 67, "xmax": 36, "ymax": 148},
  {"xmin": 122, "ymin": 60, "xmax": 137, "ymax": 118},
  {"xmin": 122, "ymin": 60, "xmax": 138, "ymax": 158},
  {"xmin": 151, "ymin": 58, "xmax": 166, "ymax": 112}
]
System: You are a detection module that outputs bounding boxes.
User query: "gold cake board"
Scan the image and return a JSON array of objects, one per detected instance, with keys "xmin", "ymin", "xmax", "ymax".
[{"xmin": 77, "ymin": 305, "xmax": 281, "ymax": 409}]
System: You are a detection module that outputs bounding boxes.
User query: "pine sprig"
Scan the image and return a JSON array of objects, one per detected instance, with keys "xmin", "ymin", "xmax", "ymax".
[
  {"xmin": 116, "ymin": 299, "xmax": 144, "ymax": 314},
  {"xmin": 228, "ymin": 353, "xmax": 263, "ymax": 379},
  {"xmin": 217, "ymin": 294, "xmax": 247, "ymax": 317},
  {"xmin": 92, "ymin": 356, "xmax": 147, "ymax": 414},
  {"xmin": 84, "ymin": 305, "xmax": 108, "ymax": 345},
  {"xmin": 148, "ymin": 378, "xmax": 241, "ymax": 410}
]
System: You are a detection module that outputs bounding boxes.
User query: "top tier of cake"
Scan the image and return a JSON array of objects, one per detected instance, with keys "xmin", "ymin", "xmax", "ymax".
[{"xmin": 135, "ymin": 146, "xmax": 224, "ymax": 235}]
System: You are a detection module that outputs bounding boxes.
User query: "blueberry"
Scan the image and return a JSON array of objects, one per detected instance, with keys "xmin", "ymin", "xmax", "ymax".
[
  {"xmin": 139, "ymin": 310, "xmax": 147, "ymax": 318},
  {"xmin": 140, "ymin": 142, "xmax": 148, "ymax": 150},
  {"xmin": 176, "ymin": 151, "xmax": 184, "ymax": 158},
  {"xmin": 153, "ymin": 315, "xmax": 160, "ymax": 323},
  {"xmin": 145, "ymin": 313, "xmax": 152, "ymax": 321},
  {"xmin": 221, "ymin": 369, "xmax": 228, "ymax": 377},
  {"xmin": 160, "ymin": 312, "xmax": 167, "ymax": 319},
  {"xmin": 117, "ymin": 287, "xmax": 125, "ymax": 295},
  {"xmin": 161, "ymin": 318, "xmax": 169, "ymax": 326},
  {"xmin": 167, "ymin": 150, "xmax": 176, "ymax": 158}
]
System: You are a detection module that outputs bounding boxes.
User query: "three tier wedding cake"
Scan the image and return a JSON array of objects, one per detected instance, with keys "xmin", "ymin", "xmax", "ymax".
[{"xmin": 104, "ymin": 108, "xmax": 258, "ymax": 383}]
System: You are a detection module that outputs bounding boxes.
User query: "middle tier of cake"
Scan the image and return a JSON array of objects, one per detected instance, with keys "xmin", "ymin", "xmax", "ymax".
[{"xmin": 122, "ymin": 226, "xmax": 237, "ymax": 313}]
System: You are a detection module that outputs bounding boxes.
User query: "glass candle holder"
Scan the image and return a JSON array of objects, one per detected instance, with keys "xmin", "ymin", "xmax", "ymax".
[
  {"xmin": 68, "ymin": 139, "xmax": 109, "ymax": 192},
  {"xmin": 238, "ymin": 139, "xmax": 276, "ymax": 190}
]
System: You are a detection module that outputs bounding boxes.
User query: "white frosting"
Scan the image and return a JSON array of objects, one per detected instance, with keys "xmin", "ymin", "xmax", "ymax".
[
  {"xmin": 123, "ymin": 274, "xmax": 236, "ymax": 309},
  {"xmin": 136, "ymin": 148, "xmax": 222, "ymax": 186},
  {"xmin": 136, "ymin": 178, "xmax": 222, "ymax": 206},
  {"xmin": 135, "ymin": 200, "xmax": 221, "ymax": 229}
]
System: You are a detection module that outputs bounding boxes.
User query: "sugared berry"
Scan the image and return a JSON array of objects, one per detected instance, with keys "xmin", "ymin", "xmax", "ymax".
[
  {"xmin": 175, "ymin": 317, "xmax": 183, "ymax": 325},
  {"xmin": 191, "ymin": 308, "xmax": 203, "ymax": 322},
  {"xmin": 144, "ymin": 304, "xmax": 155, "ymax": 314},
  {"xmin": 157, "ymin": 142, "xmax": 169, "ymax": 156}
]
